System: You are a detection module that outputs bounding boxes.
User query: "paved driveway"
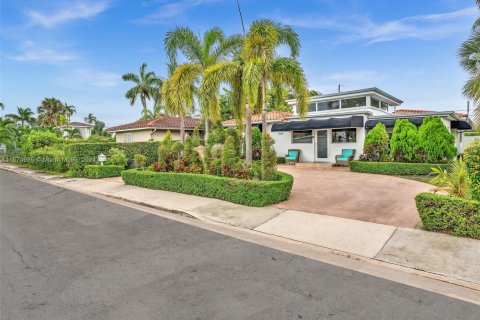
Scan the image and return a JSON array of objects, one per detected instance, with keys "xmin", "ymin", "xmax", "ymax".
[{"xmin": 275, "ymin": 166, "xmax": 432, "ymax": 228}]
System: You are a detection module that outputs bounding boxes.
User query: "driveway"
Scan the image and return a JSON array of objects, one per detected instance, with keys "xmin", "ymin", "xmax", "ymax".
[{"xmin": 275, "ymin": 166, "xmax": 432, "ymax": 228}]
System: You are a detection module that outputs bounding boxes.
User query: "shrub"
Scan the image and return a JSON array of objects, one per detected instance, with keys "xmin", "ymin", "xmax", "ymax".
[
  {"xmin": 134, "ymin": 154, "xmax": 146, "ymax": 169},
  {"xmin": 430, "ymin": 158, "xmax": 469, "ymax": 198},
  {"xmin": 226, "ymin": 127, "xmax": 241, "ymax": 156},
  {"xmin": 363, "ymin": 123, "xmax": 389, "ymax": 161},
  {"xmin": 252, "ymin": 126, "xmax": 262, "ymax": 160},
  {"xmin": 464, "ymin": 140, "xmax": 480, "ymax": 200},
  {"xmin": 64, "ymin": 141, "xmax": 160, "ymax": 176},
  {"xmin": 350, "ymin": 160, "xmax": 449, "ymax": 175},
  {"xmin": 221, "ymin": 136, "xmax": 240, "ymax": 177},
  {"xmin": 464, "ymin": 131, "xmax": 480, "ymax": 136},
  {"xmin": 390, "ymin": 119, "xmax": 419, "ymax": 162},
  {"xmin": 24, "ymin": 130, "xmax": 61, "ymax": 155},
  {"xmin": 415, "ymin": 193, "xmax": 480, "ymax": 238},
  {"xmin": 121, "ymin": 170, "xmax": 293, "ymax": 206},
  {"xmin": 191, "ymin": 126, "xmax": 201, "ymax": 146},
  {"xmin": 206, "ymin": 124, "xmax": 225, "ymax": 148},
  {"xmin": 261, "ymin": 133, "xmax": 277, "ymax": 181},
  {"xmin": 108, "ymin": 148, "xmax": 127, "ymax": 167},
  {"xmin": 276, "ymin": 156, "xmax": 286, "ymax": 164},
  {"xmin": 83, "ymin": 165, "xmax": 123, "ymax": 178},
  {"xmin": 183, "ymin": 136, "xmax": 202, "ymax": 167},
  {"xmin": 29, "ymin": 146, "xmax": 67, "ymax": 172},
  {"xmin": 161, "ymin": 130, "xmax": 174, "ymax": 150},
  {"xmin": 417, "ymin": 116, "xmax": 456, "ymax": 163}
]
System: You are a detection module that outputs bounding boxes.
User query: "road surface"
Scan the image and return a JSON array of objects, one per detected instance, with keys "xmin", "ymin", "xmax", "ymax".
[{"xmin": 1, "ymin": 170, "xmax": 479, "ymax": 319}]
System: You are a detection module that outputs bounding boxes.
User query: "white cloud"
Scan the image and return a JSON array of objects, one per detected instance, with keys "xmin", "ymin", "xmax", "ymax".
[
  {"xmin": 6, "ymin": 41, "xmax": 78, "ymax": 63},
  {"xmin": 25, "ymin": 1, "xmax": 111, "ymax": 28},
  {"xmin": 278, "ymin": 6, "xmax": 477, "ymax": 44},
  {"xmin": 57, "ymin": 68, "xmax": 121, "ymax": 89},
  {"xmin": 135, "ymin": 0, "xmax": 223, "ymax": 24}
]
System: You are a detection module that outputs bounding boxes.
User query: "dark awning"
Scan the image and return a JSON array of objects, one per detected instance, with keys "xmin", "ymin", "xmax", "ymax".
[
  {"xmin": 271, "ymin": 116, "xmax": 364, "ymax": 132},
  {"xmin": 365, "ymin": 117, "xmax": 472, "ymax": 130}
]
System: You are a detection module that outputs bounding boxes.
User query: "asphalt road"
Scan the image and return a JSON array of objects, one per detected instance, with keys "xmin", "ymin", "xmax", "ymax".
[{"xmin": 1, "ymin": 170, "xmax": 479, "ymax": 320}]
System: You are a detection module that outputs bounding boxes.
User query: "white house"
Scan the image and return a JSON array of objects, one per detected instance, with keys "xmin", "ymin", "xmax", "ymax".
[
  {"xmin": 58, "ymin": 122, "xmax": 94, "ymax": 139},
  {"xmin": 223, "ymin": 87, "xmax": 474, "ymax": 163}
]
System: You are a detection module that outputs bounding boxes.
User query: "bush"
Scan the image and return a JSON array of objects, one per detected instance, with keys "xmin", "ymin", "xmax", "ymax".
[
  {"xmin": 261, "ymin": 133, "xmax": 277, "ymax": 181},
  {"xmin": 134, "ymin": 154, "xmax": 146, "ymax": 169},
  {"xmin": 29, "ymin": 146, "xmax": 67, "ymax": 172},
  {"xmin": 350, "ymin": 161, "xmax": 449, "ymax": 175},
  {"xmin": 417, "ymin": 116, "xmax": 456, "ymax": 163},
  {"xmin": 206, "ymin": 124, "xmax": 226, "ymax": 148},
  {"xmin": 464, "ymin": 140, "xmax": 480, "ymax": 200},
  {"xmin": 221, "ymin": 136, "xmax": 239, "ymax": 174},
  {"xmin": 226, "ymin": 127, "xmax": 241, "ymax": 157},
  {"xmin": 276, "ymin": 156, "xmax": 286, "ymax": 164},
  {"xmin": 24, "ymin": 131, "xmax": 61, "ymax": 155},
  {"xmin": 108, "ymin": 148, "xmax": 127, "ymax": 167},
  {"xmin": 252, "ymin": 127, "xmax": 262, "ymax": 160},
  {"xmin": 64, "ymin": 141, "xmax": 160, "ymax": 176},
  {"xmin": 84, "ymin": 165, "xmax": 124, "ymax": 178},
  {"xmin": 415, "ymin": 193, "xmax": 480, "ymax": 238},
  {"xmin": 121, "ymin": 170, "xmax": 293, "ymax": 206},
  {"xmin": 363, "ymin": 122, "xmax": 389, "ymax": 161},
  {"xmin": 464, "ymin": 132, "xmax": 480, "ymax": 136},
  {"xmin": 390, "ymin": 119, "xmax": 419, "ymax": 162}
]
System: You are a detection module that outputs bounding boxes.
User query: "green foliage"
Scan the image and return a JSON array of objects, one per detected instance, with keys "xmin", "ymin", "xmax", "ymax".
[
  {"xmin": 24, "ymin": 130, "xmax": 61, "ymax": 155},
  {"xmin": 261, "ymin": 133, "xmax": 277, "ymax": 181},
  {"xmin": 431, "ymin": 158, "xmax": 470, "ymax": 198},
  {"xmin": 350, "ymin": 161, "xmax": 449, "ymax": 175},
  {"xmin": 464, "ymin": 132, "xmax": 480, "ymax": 136},
  {"xmin": 87, "ymin": 134, "xmax": 114, "ymax": 143},
  {"xmin": 276, "ymin": 156, "xmax": 286, "ymax": 164},
  {"xmin": 206, "ymin": 124, "xmax": 225, "ymax": 148},
  {"xmin": 134, "ymin": 154, "xmax": 146, "ymax": 168},
  {"xmin": 415, "ymin": 193, "xmax": 480, "ymax": 239},
  {"xmin": 29, "ymin": 146, "xmax": 68, "ymax": 172},
  {"xmin": 221, "ymin": 136, "xmax": 239, "ymax": 176},
  {"xmin": 84, "ymin": 165, "xmax": 124, "ymax": 179},
  {"xmin": 226, "ymin": 127, "xmax": 241, "ymax": 157},
  {"xmin": 161, "ymin": 131, "xmax": 174, "ymax": 149},
  {"xmin": 183, "ymin": 136, "xmax": 202, "ymax": 169},
  {"xmin": 108, "ymin": 148, "xmax": 127, "ymax": 167},
  {"xmin": 390, "ymin": 119, "xmax": 419, "ymax": 162},
  {"xmin": 464, "ymin": 140, "xmax": 480, "ymax": 200},
  {"xmin": 64, "ymin": 141, "xmax": 160, "ymax": 176},
  {"xmin": 252, "ymin": 126, "xmax": 262, "ymax": 158},
  {"xmin": 363, "ymin": 123, "xmax": 389, "ymax": 161},
  {"xmin": 192, "ymin": 126, "xmax": 201, "ymax": 146},
  {"xmin": 417, "ymin": 116, "xmax": 456, "ymax": 163},
  {"xmin": 122, "ymin": 170, "xmax": 293, "ymax": 207}
]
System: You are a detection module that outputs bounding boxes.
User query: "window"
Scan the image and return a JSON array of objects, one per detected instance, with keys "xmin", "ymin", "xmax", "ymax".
[
  {"xmin": 292, "ymin": 130, "xmax": 313, "ymax": 143},
  {"xmin": 123, "ymin": 133, "xmax": 133, "ymax": 142},
  {"xmin": 332, "ymin": 129, "xmax": 356, "ymax": 143},
  {"xmin": 309, "ymin": 103, "xmax": 317, "ymax": 112},
  {"xmin": 371, "ymin": 97, "xmax": 380, "ymax": 108},
  {"xmin": 380, "ymin": 101, "xmax": 389, "ymax": 111},
  {"xmin": 341, "ymin": 97, "xmax": 366, "ymax": 108},
  {"xmin": 317, "ymin": 100, "xmax": 340, "ymax": 111}
]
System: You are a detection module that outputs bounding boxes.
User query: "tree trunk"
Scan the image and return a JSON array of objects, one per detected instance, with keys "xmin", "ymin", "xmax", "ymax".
[
  {"xmin": 204, "ymin": 118, "xmax": 210, "ymax": 143},
  {"xmin": 180, "ymin": 116, "xmax": 185, "ymax": 143},
  {"xmin": 245, "ymin": 104, "xmax": 252, "ymax": 165},
  {"xmin": 261, "ymin": 79, "xmax": 267, "ymax": 132},
  {"xmin": 141, "ymin": 94, "xmax": 148, "ymax": 114}
]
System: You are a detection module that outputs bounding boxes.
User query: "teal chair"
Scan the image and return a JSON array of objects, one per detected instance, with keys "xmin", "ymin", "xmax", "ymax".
[
  {"xmin": 335, "ymin": 149, "xmax": 356, "ymax": 167},
  {"xmin": 285, "ymin": 149, "xmax": 300, "ymax": 165}
]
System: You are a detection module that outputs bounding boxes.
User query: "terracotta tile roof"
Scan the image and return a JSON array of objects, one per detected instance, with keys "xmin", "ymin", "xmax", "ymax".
[
  {"xmin": 107, "ymin": 116, "xmax": 202, "ymax": 132},
  {"xmin": 394, "ymin": 109, "xmax": 434, "ymax": 115},
  {"xmin": 222, "ymin": 111, "xmax": 292, "ymax": 126}
]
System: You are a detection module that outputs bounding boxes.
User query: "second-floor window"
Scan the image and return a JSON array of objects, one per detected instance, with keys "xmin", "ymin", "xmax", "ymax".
[{"xmin": 341, "ymin": 97, "xmax": 366, "ymax": 108}]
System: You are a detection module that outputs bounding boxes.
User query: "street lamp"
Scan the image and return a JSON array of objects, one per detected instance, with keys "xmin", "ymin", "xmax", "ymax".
[{"xmin": 98, "ymin": 153, "xmax": 106, "ymax": 166}]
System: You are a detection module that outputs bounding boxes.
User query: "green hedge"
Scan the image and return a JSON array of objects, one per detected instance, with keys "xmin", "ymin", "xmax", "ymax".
[
  {"xmin": 350, "ymin": 161, "xmax": 449, "ymax": 175},
  {"xmin": 84, "ymin": 165, "xmax": 124, "ymax": 179},
  {"xmin": 415, "ymin": 193, "xmax": 480, "ymax": 238},
  {"xmin": 64, "ymin": 141, "xmax": 160, "ymax": 176},
  {"xmin": 121, "ymin": 170, "xmax": 293, "ymax": 207},
  {"xmin": 28, "ymin": 147, "xmax": 68, "ymax": 173},
  {"xmin": 464, "ymin": 132, "xmax": 480, "ymax": 136}
]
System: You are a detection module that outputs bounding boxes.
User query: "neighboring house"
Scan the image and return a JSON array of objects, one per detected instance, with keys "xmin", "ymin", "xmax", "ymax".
[
  {"xmin": 58, "ymin": 122, "xmax": 93, "ymax": 139},
  {"xmin": 222, "ymin": 87, "xmax": 473, "ymax": 163},
  {"xmin": 107, "ymin": 116, "xmax": 202, "ymax": 143}
]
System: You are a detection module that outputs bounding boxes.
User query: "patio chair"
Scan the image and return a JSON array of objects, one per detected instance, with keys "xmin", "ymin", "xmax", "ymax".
[
  {"xmin": 285, "ymin": 149, "xmax": 300, "ymax": 165},
  {"xmin": 335, "ymin": 149, "xmax": 355, "ymax": 167}
]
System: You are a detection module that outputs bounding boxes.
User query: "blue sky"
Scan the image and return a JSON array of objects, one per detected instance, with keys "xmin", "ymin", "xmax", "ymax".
[{"xmin": 0, "ymin": 0, "xmax": 477, "ymax": 126}]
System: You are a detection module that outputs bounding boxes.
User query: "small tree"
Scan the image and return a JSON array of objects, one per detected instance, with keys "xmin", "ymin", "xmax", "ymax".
[
  {"xmin": 134, "ymin": 154, "xmax": 146, "ymax": 169},
  {"xmin": 363, "ymin": 123, "xmax": 389, "ymax": 161},
  {"xmin": 109, "ymin": 148, "xmax": 127, "ymax": 167},
  {"xmin": 464, "ymin": 140, "xmax": 480, "ymax": 200},
  {"xmin": 226, "ymin": 127, "xmax": 241, "ymax": 157},
  {"xmin": 221, "ymin": 136, "xmax": 239, "ymax": 177},
  {"xmin": 206, "ymin": 124, "xmax": 225, "ymax": 148},
  {"xmin": 417, "ymin": 116, "xmax": 456, "ymax": 163},
  {"xmin": 261, "ymin": 133, "xmax": 277, "ymax": 181},
  {"xmin": 251, "ymin": 127, "xmax": 262, "ymax": 160},
  {"xmin": 390, "ymin": 119, "xmax": 419, "ymax": 162},
  {"xmin": 431, "ymin": 158, "xmax": 469, "ymax": 198}
]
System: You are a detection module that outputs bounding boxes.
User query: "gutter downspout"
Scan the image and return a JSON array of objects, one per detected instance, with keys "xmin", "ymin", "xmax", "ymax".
[{"xmin": 150, "ymin": 128, "xmax": 157, "ymax": 141}]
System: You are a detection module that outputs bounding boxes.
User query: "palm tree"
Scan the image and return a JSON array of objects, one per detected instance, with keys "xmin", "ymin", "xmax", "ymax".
[
  {"xmin": 242, "ymin": 19, "xmax": 309, "ymax": 130},
  {"xmin": 140, "ymin": 104, "xmax": 164, "ymax": 120},
  {"xmin": 37, "ymin": 98, "xmax": 65, "ymax": 126},
  {"xmin": 84, "ymin": 113, "xmax": 97, "ymax": 125},
  {"xmin": 0, "ymin": 117, "xmax": 18, "ymax": 151},
  {"xmin": 431, "ymin": 158, "xmax": 470, "ymax": 199},
  {"xmin": 6, "ymin": 107, "xmax": 35, "ymax": 127},
  {"xmin": 64, "ymin": 127, "xmax": 82, "ymax": 139},
  {"xmin": 164, "ymin": 27, "xmax": 243, "ymax": 140},
  {"xmin": 0, "ymin": 102, "xmax": 4, "ymax": 110},
  {"xmin": 64, "ymin": 103, "xmax": 76, "ymax": 126},
  {"xmin": 122, "ymin": 63, "xmax": 163, "ymax": 115}
]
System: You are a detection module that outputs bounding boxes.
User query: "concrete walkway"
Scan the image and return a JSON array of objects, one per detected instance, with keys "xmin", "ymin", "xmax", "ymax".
[{"xmin": 1, "ymin": 163, "xmax": 479, "ymax": 289}]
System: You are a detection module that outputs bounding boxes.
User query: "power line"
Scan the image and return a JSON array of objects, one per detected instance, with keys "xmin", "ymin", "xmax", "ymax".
[{"xmin": 236, "ymin": 0, "xmax": 245, "ymax": 34}]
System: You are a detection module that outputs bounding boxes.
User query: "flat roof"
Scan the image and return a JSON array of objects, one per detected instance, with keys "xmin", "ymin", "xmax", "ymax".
[{"xmin": 286, "ymin": 87, "xmax": 403, "ymax": 105}]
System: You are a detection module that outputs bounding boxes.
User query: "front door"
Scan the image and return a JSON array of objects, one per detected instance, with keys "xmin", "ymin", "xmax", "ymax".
[{"xmin": 316, "ymin": 130, "xmax": 328, "ymax": 160}]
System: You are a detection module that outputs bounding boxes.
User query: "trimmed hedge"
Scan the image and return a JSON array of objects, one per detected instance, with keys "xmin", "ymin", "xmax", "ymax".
[
  {"xmin": 416, "ymin": 193, "xmax": 480, "ymax": 238},
  {"xmin": 84, "ymin": 165, "xmax": 124, "ymax": 179},
  {"xmin": 64, "ymin": 141, "xmax": 160, "ymax": 176},
  {"xmin": 121, "ymin": 170, "xmax": 293, "ymax": 206},
  {"xmin": 350, "ymin": 161, "xmax": 449, "ymax": 175},
  {"xmin": 29, "ymin": 147, "xmax": 68, "ymax": 173}
]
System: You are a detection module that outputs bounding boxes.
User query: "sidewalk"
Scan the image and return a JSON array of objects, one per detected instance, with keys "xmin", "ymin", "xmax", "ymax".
[{"xmin": 2, "ymin": 163, "xmax": 479, "ymax": 289}]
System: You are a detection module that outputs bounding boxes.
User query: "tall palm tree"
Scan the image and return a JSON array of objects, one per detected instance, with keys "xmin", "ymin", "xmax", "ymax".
[
  {"xmin": 37, "ymin": 98, "xmax": 65, "ymax": 126},
  {"xmin": 64, "ymin": 103, "xmax": 76, "ymax": 127},
  {"xmin": 140, "ymin": 104, "xmax": 164, "ymax": 120},
  {"xmin": 242, "ymin": 19, "xmax": 309, "ymax": 130},
  {"xmin": 0, "ymin": 102, "xmax": 4, "ymax": 110},
  {"xmin": 164, "ymin": 27, "xmax": 243, "ymax": 140},
  {"xmin": 64, "ymin": 127, "xmax": 82, "ymax": 139},
  {"xmin": 84, "ymin": 113, "xmax": 97, "ymax": 125},
  {"xmin": 122, "ymin": 63, "xmax": 163, "ymax": 115},
  {"xmin": 6, "ymin": 107, "xmax": 35, "ymax": 127}
]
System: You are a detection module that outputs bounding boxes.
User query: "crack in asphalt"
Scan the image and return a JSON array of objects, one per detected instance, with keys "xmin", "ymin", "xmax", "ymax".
[{"xmin": 11, "ymin": 245, "xmax": 31, "ymax": 270}]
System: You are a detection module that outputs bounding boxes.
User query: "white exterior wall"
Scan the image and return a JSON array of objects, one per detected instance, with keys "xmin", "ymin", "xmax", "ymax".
[{"xmin": 459, "ymin": 134, "xmax": 480, "ymax": 154}]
